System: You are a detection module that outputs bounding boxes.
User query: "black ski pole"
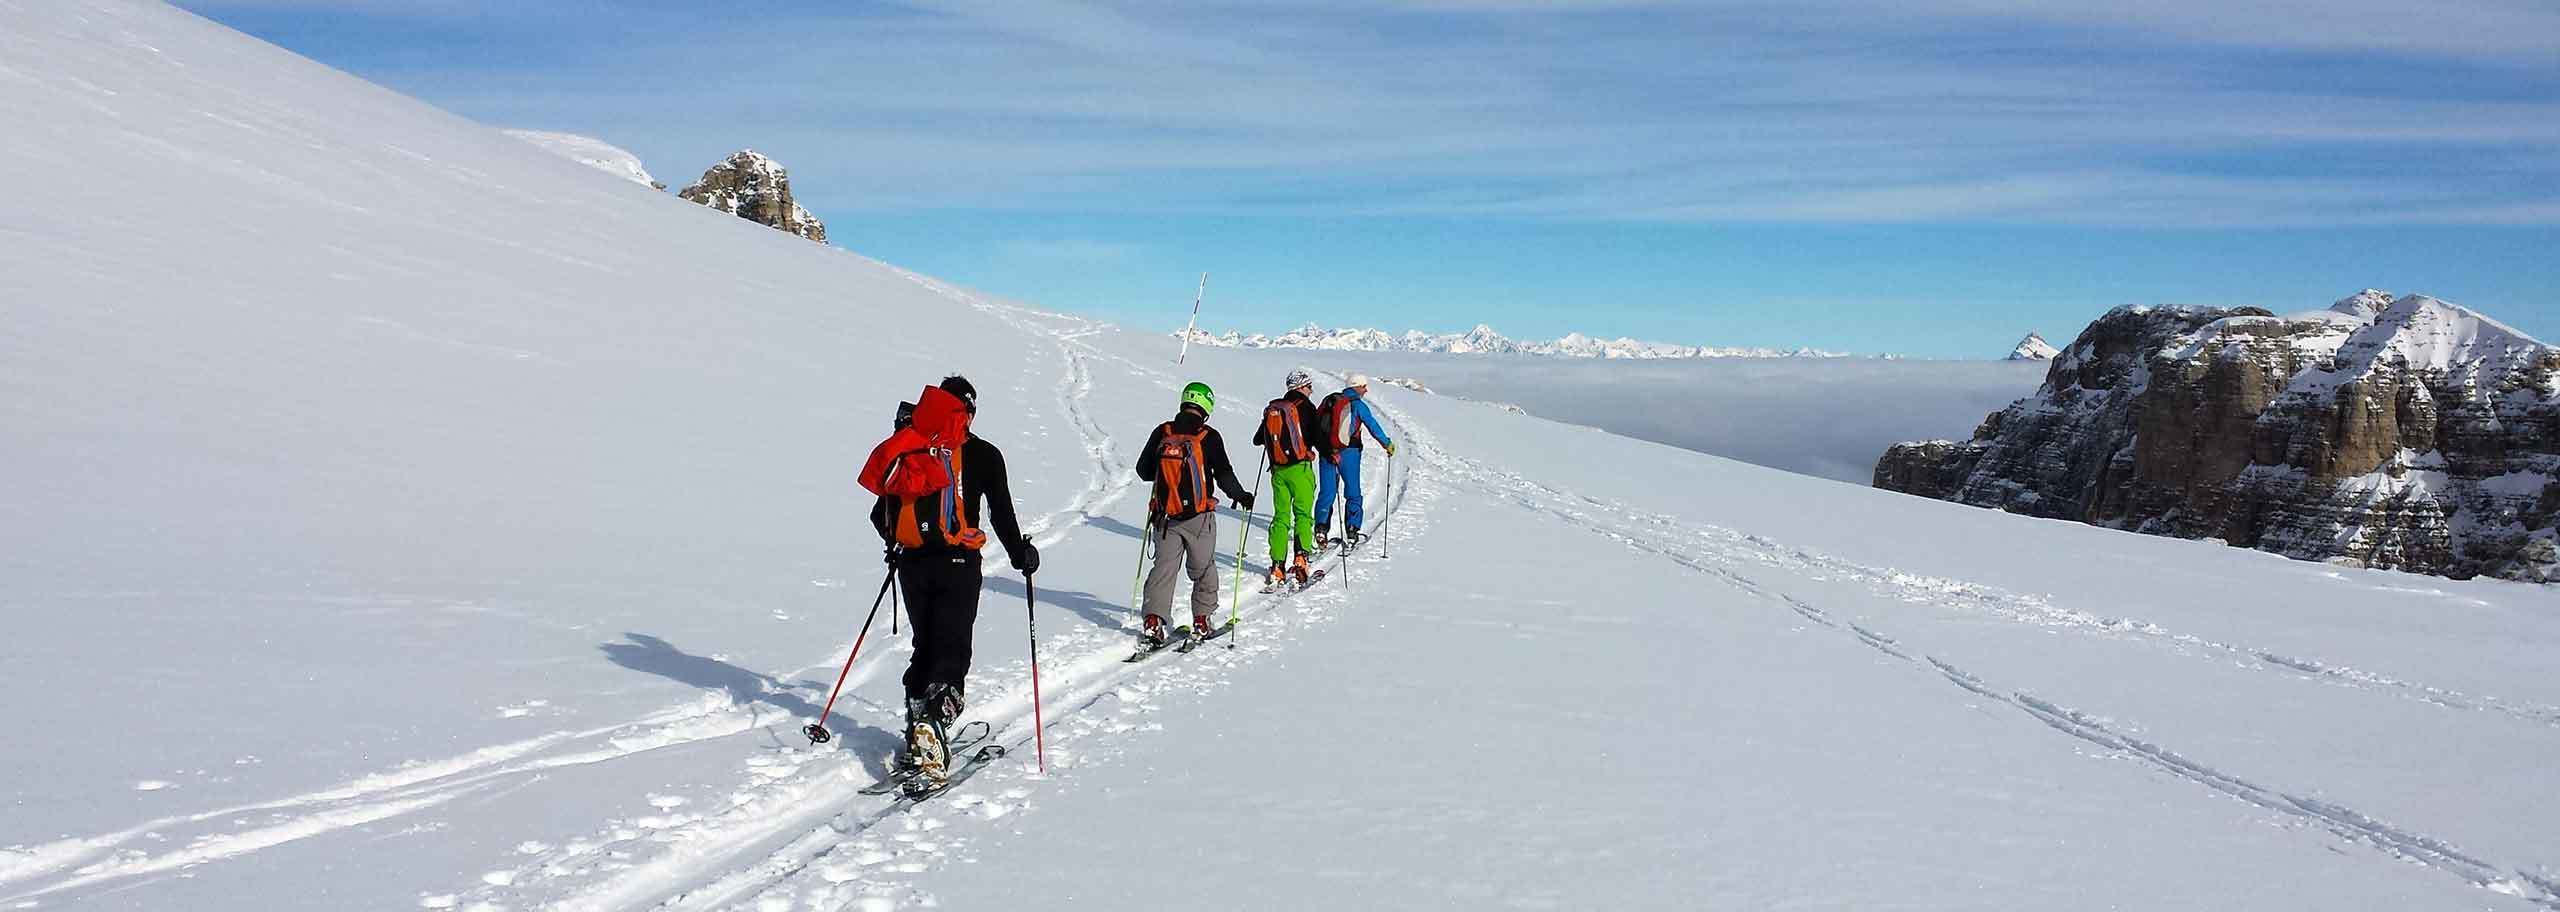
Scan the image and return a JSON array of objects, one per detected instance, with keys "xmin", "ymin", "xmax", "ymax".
[
  {"xmin": 806, "ymin": 566, "xmax": 896, "ymax": 745},
  {"xmin": 1025, "ymin": 572, "xmax": 1047, "ymax": 773}
]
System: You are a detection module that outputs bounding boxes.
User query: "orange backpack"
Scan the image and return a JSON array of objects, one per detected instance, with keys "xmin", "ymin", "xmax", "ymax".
[
  {"xmin": 1262, "ymin": 398, "xmax": 1315, "ymax": 466},
  {"xmin": 1149, "ymin": 423, "xmax": 1217, "ymax": 519}
]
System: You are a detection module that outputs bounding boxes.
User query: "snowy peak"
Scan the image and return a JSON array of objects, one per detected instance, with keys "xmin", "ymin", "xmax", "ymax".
[
  {"xmin": 1176, "ymin": 323, "xmax": 1852, "ymax": 359},
  {"xmin": 2329, "ymin": 288, "xmax": 2396, "ymax": 319},
  {"xmin": 2341, "ymin": 293, "xmax": 2550, "ymax": 385},
  {"xmin": 2007, "ymin": 333, "xmax": 2059, "ymax": 361},
  {"xmin": 677, "ymin": 149, "xmax": 827, "ymax": 244},
  {"xmin": 504, "ymin": 130, "xmax": 661, "ymax": 189}
]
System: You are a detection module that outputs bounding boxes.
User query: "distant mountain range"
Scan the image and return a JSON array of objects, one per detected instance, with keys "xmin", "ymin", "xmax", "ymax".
[{"xmin": 1176, "ymin": 323, "xmax": 1856, "ymax": 359}]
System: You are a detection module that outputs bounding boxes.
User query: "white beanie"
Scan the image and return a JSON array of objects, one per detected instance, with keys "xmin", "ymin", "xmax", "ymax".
[{"xmin": 1347, "ymin": 372, "xmax": 1372, "ymax": 388}]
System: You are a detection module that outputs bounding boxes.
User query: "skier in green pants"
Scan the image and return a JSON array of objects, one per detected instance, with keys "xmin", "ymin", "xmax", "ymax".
[{"xmin": 1250, "ymin": 368, "xmax": 1331, "ymax": 590}]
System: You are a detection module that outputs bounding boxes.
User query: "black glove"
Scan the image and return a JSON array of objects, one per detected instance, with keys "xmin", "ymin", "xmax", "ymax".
[
  {"xmin": 1237, "ymin": 492, "xmax": 1256, "ymax": 511},
  {"xmin": 1010, "ymin": 542, "xmax": 1040, "ymax": 575},
  {"xmin": 883, "ymin": 544, "xmax": 900, "ymax": 567}
]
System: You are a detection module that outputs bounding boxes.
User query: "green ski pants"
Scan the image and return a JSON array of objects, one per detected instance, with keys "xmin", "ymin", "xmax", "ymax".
[{"xmin": 1266, "ymin": 461, "xmax": 1318, "ymax": 565}]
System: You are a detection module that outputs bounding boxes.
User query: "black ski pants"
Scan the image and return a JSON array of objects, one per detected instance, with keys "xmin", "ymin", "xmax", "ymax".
[{"xmin": 897, "ymin": 549, "xmax": 983, "ymax": 700}]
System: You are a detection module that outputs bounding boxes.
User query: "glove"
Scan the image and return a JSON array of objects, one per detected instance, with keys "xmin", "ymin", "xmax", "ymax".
[
  {"xmin": 1010, "ymin": 542, "xmax": 1041, "ymax": 575},
  {"xmin": 1385, "ymin": 442, "xmax": 1397, "ymax": 457},
  {"xmin": 883, "ymin": 544, "xmax": 900, "ymax": 567},
  {"xmin": 1235, "ymin": 492, "xmax": 1256, "ymax": 511}
]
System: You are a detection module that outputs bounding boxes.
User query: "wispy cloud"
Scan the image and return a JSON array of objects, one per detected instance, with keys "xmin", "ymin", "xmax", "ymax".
[{"xmin": 184, "ymin": 0, "xmax": 2560, "ymax": 226}]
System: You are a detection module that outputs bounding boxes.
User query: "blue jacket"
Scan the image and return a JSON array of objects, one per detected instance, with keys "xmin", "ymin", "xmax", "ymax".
[{"xmin": 1325, "ymin": 387, "xmax": 1392, "ymax": 450}]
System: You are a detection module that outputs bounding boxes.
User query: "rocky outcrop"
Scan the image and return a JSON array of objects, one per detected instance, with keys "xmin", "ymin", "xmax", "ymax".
[
  {"xmin": 677, "ymin": 150, "xmax": 826, "ymax": 244},
  {"xmin": 1875, "ymin": 291, "xmax": 2560, "ymax": 582}
]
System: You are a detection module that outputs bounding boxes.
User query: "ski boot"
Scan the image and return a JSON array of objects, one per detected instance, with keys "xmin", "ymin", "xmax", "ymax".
[
  {"xmin": 1289, "ymin": 551, "xmax": 1312, "ymax": 590},
  {"xmin": 1141, "ymin": 614, "xmax": 1170, "ymax": 648},
  {"xmin": 1343, "ymin": 528, "xmax": 1364, "ymax": 553},
  {"xmin": 1263, "ymin": 564, "xmax": 1288, "ymax": 594},
  {"xmin": 901, "ymin": 684, "xmax": 965, "ymax": 794},
  {"xmin": 1192, "ymin": 614, "xmax": 1215, "ymax": 639},
  {"xmin": 901, "ymin": 696, "xmax": 947, "ymax": 792}
]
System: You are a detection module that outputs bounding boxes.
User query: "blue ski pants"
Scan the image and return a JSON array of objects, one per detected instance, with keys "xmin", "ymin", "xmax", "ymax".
[{"xmin": 1315, "ymin": 446, "xmax": 1366, "ymax": 535}]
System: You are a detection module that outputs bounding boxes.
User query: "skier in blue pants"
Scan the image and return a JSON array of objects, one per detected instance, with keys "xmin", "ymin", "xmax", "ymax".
[{"xmin": 1314, "ymin": 373, "xmax": 1394, "ymax": 550}]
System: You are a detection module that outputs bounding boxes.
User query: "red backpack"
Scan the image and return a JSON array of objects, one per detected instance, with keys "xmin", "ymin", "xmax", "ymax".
[
  {"xmin": 1320, "ymin": 392, "xmax": 1365, "ymax": 449},
  {"xmin": 859, "ymin": 386, "xmax": 987, "ymax": 550}
]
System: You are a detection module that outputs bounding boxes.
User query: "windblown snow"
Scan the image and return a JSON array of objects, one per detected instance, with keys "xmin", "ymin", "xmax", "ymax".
[
  {"xmin": 3, "ymin": 3, "xmax": 2556, "ymax": 911},
  {"xmin": 505, "ymin": 129, "xmax": 660, "ymax": 188}
]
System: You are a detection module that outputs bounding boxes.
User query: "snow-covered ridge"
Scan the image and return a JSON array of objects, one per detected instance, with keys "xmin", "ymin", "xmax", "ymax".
[
  {"xmin": 1176, "ymin": 323, "xmax": 1855, "ymax": 359},
  {"xmin": 503, "ymin": 130, "xmax": 660, "ymax": 188}
]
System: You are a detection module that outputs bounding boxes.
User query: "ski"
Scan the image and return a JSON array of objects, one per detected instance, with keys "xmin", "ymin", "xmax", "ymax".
[
  {"xmin": 889, "ymin": 743, "xmax": 1008, "ymax": 806},
  {"xmin": 1122, "ymin": 628, "xmax": 1189, "ymax": 663},
  {"xmin": 1174, "ymin": 620, "xmax": 1236, "ymax": 652},
  {"xmin": 857, "ymin": 720, "xmax": 990, "ymax": 795},
  {"xmin": 1259, "ymin": 567, "xmax": 1328, "ymax": 595}
]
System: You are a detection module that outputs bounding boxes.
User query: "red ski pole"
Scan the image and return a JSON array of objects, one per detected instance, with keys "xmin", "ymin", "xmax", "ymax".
[
  {"xmin": 1024, "ymin": 572, "xmax": 1048, "ymax": 773},
  {"xmin": 804, "ymin": 567, "xmax": 896, "ymax": 745}
]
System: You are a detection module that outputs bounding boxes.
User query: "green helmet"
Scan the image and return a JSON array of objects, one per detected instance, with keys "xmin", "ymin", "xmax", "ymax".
[{"xmin": 1180, "ymin": 381, "xmax": 1216, "ymax": 414}]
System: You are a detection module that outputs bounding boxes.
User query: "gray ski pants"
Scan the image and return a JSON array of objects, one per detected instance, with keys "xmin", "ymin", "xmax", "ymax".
[{"xmin": 1141, "ymin": 511, "xmax": 1222, "ymax": 622}]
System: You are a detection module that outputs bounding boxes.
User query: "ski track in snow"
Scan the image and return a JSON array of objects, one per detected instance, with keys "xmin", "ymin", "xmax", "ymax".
[
  {"xmin": 1389, "ymin": 414, "xmax": 2560, "ymax": 909},
  {"xmin": 0, "ymin": 285, "xmax": 1166, "ymax": 908},
  {"xmin": 406, "ymin": 314, "xmax": 1430, "ymax": 909}
]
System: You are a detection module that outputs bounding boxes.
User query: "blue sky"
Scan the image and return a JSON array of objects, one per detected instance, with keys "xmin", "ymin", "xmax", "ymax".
[{"xmin": 180, "ymin": 0, "xmax": 2560, "ymax": 357}]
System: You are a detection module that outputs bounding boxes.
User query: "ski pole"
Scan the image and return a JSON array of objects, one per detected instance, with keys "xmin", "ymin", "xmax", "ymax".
[
  {"xmin": 890, "ymin": 569, "xmax": 901, "ymax": 635},
  {"xmin": 804, "ymin": 566, "xmax": 897, "ymax": 745},
  {"xmin": 1227, "ymin": 454, "xmax": 1267, "ymax": 649},
  {"xmin": 1129, "ymin": 516, "xmax": 1153, "ymax": 619},
  {"xmin": 1025, "ymin": 572, "xmax": 1048, "ymax": 773},
  {"xmin": 1381, "ymin": 448, "xmax": 1394, "ymax": 559}
]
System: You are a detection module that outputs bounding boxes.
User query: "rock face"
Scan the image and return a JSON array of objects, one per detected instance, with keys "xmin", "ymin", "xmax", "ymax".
[
  {"xmin": 677, "ymin": 150, "xmax": 826, "ymax": 244},
  {"xmin": 2008, "ymin": 332, "xmax": 2059, "ymax": 360},
  {"xmin": 1876, "ymin": 290, "xmax": 2560, "ymax": 582}
]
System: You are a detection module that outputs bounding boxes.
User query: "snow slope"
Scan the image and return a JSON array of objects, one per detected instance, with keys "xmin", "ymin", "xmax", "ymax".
[
  {"xmin": 506, "ymin": 129, "xmax": 660, "ymax": 188},
  {"xmin": 4, "ymin": 3, "xmax": 2558, "ymax": 911}
]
